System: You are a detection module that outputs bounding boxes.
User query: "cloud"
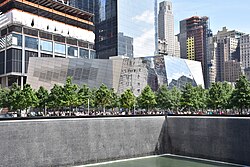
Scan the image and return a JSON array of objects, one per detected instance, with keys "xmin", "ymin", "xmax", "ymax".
[
  {"xmin": 133, "ymin": 28, "xmax": 155, "ymax": 57},
  {"xmin": 132, "ymin": 10, "xmax": 154, "ymax": 25}
]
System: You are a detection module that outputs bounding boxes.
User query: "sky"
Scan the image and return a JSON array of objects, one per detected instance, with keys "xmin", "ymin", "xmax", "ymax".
[{"xmin": 166, "ymin": 0, "xmax": 250, "ymax": 34}]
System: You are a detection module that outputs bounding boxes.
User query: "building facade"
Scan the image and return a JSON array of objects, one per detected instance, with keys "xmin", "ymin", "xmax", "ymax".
[
  {"xmin": 158, "ymin": 1, "xmax": 174, "ymax": 56},
  {"xmin": 215, "ymin": 27, "xmax": 243, "ymax": 82},
  {"xmin": 224, "ymin": 60, "xmax": 243, "ymax": 83},
  {"xmin": 179, "ymin": 16, "xmax": 210, "ymax": 88},
  {"xmin": 0, "ymin": 0, "xmax": 95, "ymax": 88},
  {"xmin": 240, "ymin": 34, "xmax": 250, "ymax": 69},
  {"xmin": 27, "ymin": 56, "xmax": 204, "ymax": 96},
  {"xmin": 95, "ymin": 0, "xmax": 157, "ymax": 59}
]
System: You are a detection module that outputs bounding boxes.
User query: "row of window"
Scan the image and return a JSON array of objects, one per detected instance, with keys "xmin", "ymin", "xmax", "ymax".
[{"xmin": 0, "ymin": 33, "xmax": 96, "ymax": 58}]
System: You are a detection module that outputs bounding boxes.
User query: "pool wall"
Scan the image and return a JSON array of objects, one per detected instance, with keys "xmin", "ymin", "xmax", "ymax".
[{"xmin": 0, "ymin": 116, "xmax": 249, "ymax": 166}]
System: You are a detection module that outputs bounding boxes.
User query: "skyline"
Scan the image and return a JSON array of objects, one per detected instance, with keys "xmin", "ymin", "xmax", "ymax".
[{"xmin": 161, "ymin": 0, "xmax": 250, "ymax": 34}]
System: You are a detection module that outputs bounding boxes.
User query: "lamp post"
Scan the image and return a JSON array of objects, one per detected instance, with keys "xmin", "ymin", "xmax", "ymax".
[{"xmin": 87, "ymin": 98, "xmax": 90, "ymax": 115}]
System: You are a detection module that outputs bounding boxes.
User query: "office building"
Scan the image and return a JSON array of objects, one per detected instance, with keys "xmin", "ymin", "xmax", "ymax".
[
  {"xmin": 95, "ymin": 0, "xmax": 157, "ymax": 59},
  {"xmin": 215, "ymin": 27, "xmax": 243, "ymax": 82},
  {"xmin": 179, "ymin": 16, "xmax": 210, "ymax": 87},
  {"xmin": 0, "ymin": 0, "xmax": 95, "ymax": 88},
  {"xmin": 224, "ymin": 60, "xmax": 243, "ymax": 83},
  {"xmin": 240, "ymin": 34, "xmax": 250, "ymax": 69},
  {"xmin": 158, "ymin": 1, "xmax": 174, "ymax": 56},
  {"xmin": 27, "ymin": 56, "xmax": 204, "ymax": 96}
]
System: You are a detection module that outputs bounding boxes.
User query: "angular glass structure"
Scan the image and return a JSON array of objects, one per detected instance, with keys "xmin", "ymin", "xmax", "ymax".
[
  {"xmin": 95, "ymin": 0, "xmax": 157, "ymax": 59},
  {"xmin": 27, "ymin": 56, "xmax": 204, "ymax": 96}
]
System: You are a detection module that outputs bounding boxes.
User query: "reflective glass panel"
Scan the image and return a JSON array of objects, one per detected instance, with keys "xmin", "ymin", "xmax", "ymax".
[
  {"xmin": 25, "ymin": 36, "xmax": 38, "ymax": 49},
  {"xmin": 79, "ymin": 48, "xmax": 89, "ymax": 59},
  {"xmin": 68, "ymin": 46, "xmax": 78, "ymax": 57},
  {"xmin": 55, "ymin": 43, "xmax": 66, "ymax": 55},
  {"xmin": 118, "ymin": 0, "xmax": 156, "ymax": 57},
  {"xmin": 40, "ymin": 40, "xmax": 52, "ymax": 52},
  {"xmin": 90, "ymin": 50, "xmax": 96, "ymax": 59},
  {"xmin": 12, "ymin": 33, "xmax": 22, "ymax": 47},
  {"xmin": 0, "ymin": 36, "xmax": 5, "ymax": 50},
  {"xmin": 164, "ymin": 56, "xmax": 196, "ymax": 89}
]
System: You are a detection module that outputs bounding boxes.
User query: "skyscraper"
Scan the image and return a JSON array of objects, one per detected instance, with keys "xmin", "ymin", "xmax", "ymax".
[
  {"xmin": 215, "ymin": 27, "xmax": 243, "ymax": 82},
  {"xmin": 179, "ymin": 16, "xmax": 210, "ymax": 87},
  {"xmin": 158, "ymin": 1, "xmax": 174, "ymax": 56},
  {"xmin": 95, "ymin": 0, "xmax": 157, "ymax": 59}
]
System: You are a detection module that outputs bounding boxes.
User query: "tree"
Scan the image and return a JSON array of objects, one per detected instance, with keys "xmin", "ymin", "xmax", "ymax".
[
  {"xmin": 181, "ymin": 83, "xmax": 197, "ymax": 112},
  {"xmin": 36, "ymin": 86, "xmax": 49, "ymax": 115},
  {"xmin": 78, "ymin": 84, "xmax": 95, "ymax": 110},
  {"xmin": 208, "ymin": 82, "xmax": 233, "ymax": 112},
  {"xmin": 170, "ymin": 87, "xmax": 181, "ymax": 113},
  {"xmin": 21, "ymin": 84, "xmax": 38, "ymax": 113},
  {"xmin": 0, "ymin": 88, "xmax": 10, "ymax": 109},
  {"xmin": 61, "ymin": 77, "xmax": 79, "ymax": 112},
  {"xmin": 109, "ymin": 88, "xmax": 120, "ymax": 111},
  {"xmin": 231, "ymin": 75, "xmax": 250, "ymax": 114},
  {"xmin": 47, "ymin": 84, "xmax": 64, "ymax": 111},
  {"xmin": 137, "ymin": 85, "xmax": 157, "ymax": 112},
  {"xmin": 7, "ymin": 83, "xmax": 23, "ymax": 116},
  {"xmin": 95, "ymin": 84, "xmax": 112, "ymax": 112},
  {"xmin": 120, "ymin": 89, "xmax": 136, "ymax": 112},
  {"xmin": 156, "ymin": 85, "xmax": 172, "ymax": 110},
  {"xmin": 193, "ymin": 85, "xmax": 208, "ymax": 112}
]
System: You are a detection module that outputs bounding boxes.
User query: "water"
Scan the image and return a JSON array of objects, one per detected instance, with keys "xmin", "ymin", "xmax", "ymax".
[{"xmin": 82, "ymin": 155, "xmax": 244, "ymax": 167}]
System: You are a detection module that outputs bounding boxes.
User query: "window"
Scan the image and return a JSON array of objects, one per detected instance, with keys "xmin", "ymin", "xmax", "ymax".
[
  {"xmin": 25, "ymin": 36, "xmax": 38, "ymax": 49},
  {"xmin": 40, "ymin": 40, "xmax": 52, "ymax": 52},
  {"xmin": 68, "ymin": 46, "xmax": 78, "ymax": 57},
  {"xmin": 90, "ymin": 50, "xmax": 96, "ymax": 59},
  {"xmin": 79, "ymin": 48, "xmax": 89, "ymax": 59},
  {"xmin": 12, "ymin": 33, "xmax": 22, "ymax": 47},
  {"xmin": 55, "ymin": 43, "xmax": 66, "ymax": 55}
]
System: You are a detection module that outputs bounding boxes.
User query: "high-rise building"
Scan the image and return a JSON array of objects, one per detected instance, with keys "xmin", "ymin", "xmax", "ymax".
[
  {"xmin": 158, "ymin": 1, "xmax": 174, "ymax": 56},
  {"xmin": 215, "ymin": 27, "xmax": 243, "ymax": 82},
  {"xmin": 95, "ymin": 0, "xmax": 157, "ymax": 59},
  {"xmin": 224, "ymin": 60, "xmax": 243, "ymax": 83},
  {"xmin": 0, "ymin": 0, "xmax": 95, "ymax": 88},
  {"xmin": 69, "ymin": 0, "xmax": 95, "ymax": 14},
  {"xmin": 240, "ymin": 34, "xmax": 250, "ymax": 69},
  {"xmin": 174, "ymin": 35, "xmax": 180, "ymax": 57},
  {"xmin": 179, "ymin": 16, "xmax": 210, "ymax": 87},
  {"xmin": 207, "ymin": 36, "xmax": 217, "ymax": 86}
]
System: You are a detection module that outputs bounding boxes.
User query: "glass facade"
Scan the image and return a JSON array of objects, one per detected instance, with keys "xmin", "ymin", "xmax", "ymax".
[
  {"xmin": 68, "ymin": 46, "xmax": 78, "ymax": 57},
  {"xmin": 12, "ymin": 33, "xmax": 22, "ymax": 47},
  {"xmin": 70, "ymin": 0, "xmax": 95, "ymax": 14},
  {"xmin": 80, "ymin": 48, "xmax": 89, "ymax": 58},
  {"xmin": 55, "ymin": 43, "xmax": 66, "ymax": 55},
  {"xmin": 40, "ymin": 40, "xmax": 53, "ymax": 52},
  {"xmin": 25, "ymin": 36, "xmax": 38, "ymax": 50},
  {"xmin": 95, "ymin": 0, "xmax": 156, "ymax": 59}
]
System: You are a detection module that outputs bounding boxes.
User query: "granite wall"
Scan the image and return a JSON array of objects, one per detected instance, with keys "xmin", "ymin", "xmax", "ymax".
[
  {"xmin": 0, "ymin": 117, "xmax": 165, "ymax": 167},
  {"xmin": 161, "ymin": 116, "xmax": 250, "ymax": 166},
  {"xmin": 0, "ymin": 116, "xmax": 250, "ymax": 166}
]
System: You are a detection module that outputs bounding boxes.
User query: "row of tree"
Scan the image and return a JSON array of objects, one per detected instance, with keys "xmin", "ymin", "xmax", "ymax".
[{"xmin": 1, "ymin": 76, "xmax": 250, "ymax": 116}]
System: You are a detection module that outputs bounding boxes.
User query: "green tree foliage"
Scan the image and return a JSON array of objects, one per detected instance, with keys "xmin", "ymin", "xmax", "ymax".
[
  {"xmin": 170, "ymin": 87, "xmax": 181, "ymax": 112},
  {"xmin": 109, "ymin": 88, "xmax": 120, "ymax": 111},
  {"xmin": 21, "ymin": 84, "xmax": 38, "ymax": 112},
  {"xmin": 95, "ymin": 84, "xmax": 112, "ymax": 112},
  {"xmin": 156, "ymin": 85, "xmax": 172, "ymax": 110},
  {"xmin": 208, "ymin": 82, "xmax": 233, "ymax": 110},
  {"xmin": 36, "ymin": 86, "xmax": 49, "ymax": 114},
  {"xmin": 181, "ymin": 83, "xmax": 197, "ymax": 111},
  {"xmin": 120, "ymin": 89, "xmax": 136, "ymax": 112},
  {"xmin": 6, "ymin": 83, "xmax": 23, "ymax": 116},
  {"xmin": 47, "ymin": 84, "xmax": 64, "ymax": 110},
  {"xmin": 231, "ymin": 75, "xmax": 250, "ymax": 114},
  {"xmin": 61, "ymin": 77, "xmax": 79, "ymax": 109},
  {"xmin": 0, "ymin": 88, "xmax": 10, "ymax": 108},
  {"xmin": 137, "ymin": 85, "xmax": 157, "ymax": 112}
]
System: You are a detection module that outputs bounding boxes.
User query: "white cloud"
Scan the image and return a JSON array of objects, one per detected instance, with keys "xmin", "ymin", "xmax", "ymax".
[
  {"xmin": 133, "ymin": 28, "xmax": 155, "ymax": 57},
  {"xmin": 132, "ymin": 10, "xmax": 154, "ymax": 25}
]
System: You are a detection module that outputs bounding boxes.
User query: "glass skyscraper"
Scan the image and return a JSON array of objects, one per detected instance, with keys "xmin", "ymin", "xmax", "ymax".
[{"xmin": 95, "ymin": 0, "xmax": 157, "ymax": 59}]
